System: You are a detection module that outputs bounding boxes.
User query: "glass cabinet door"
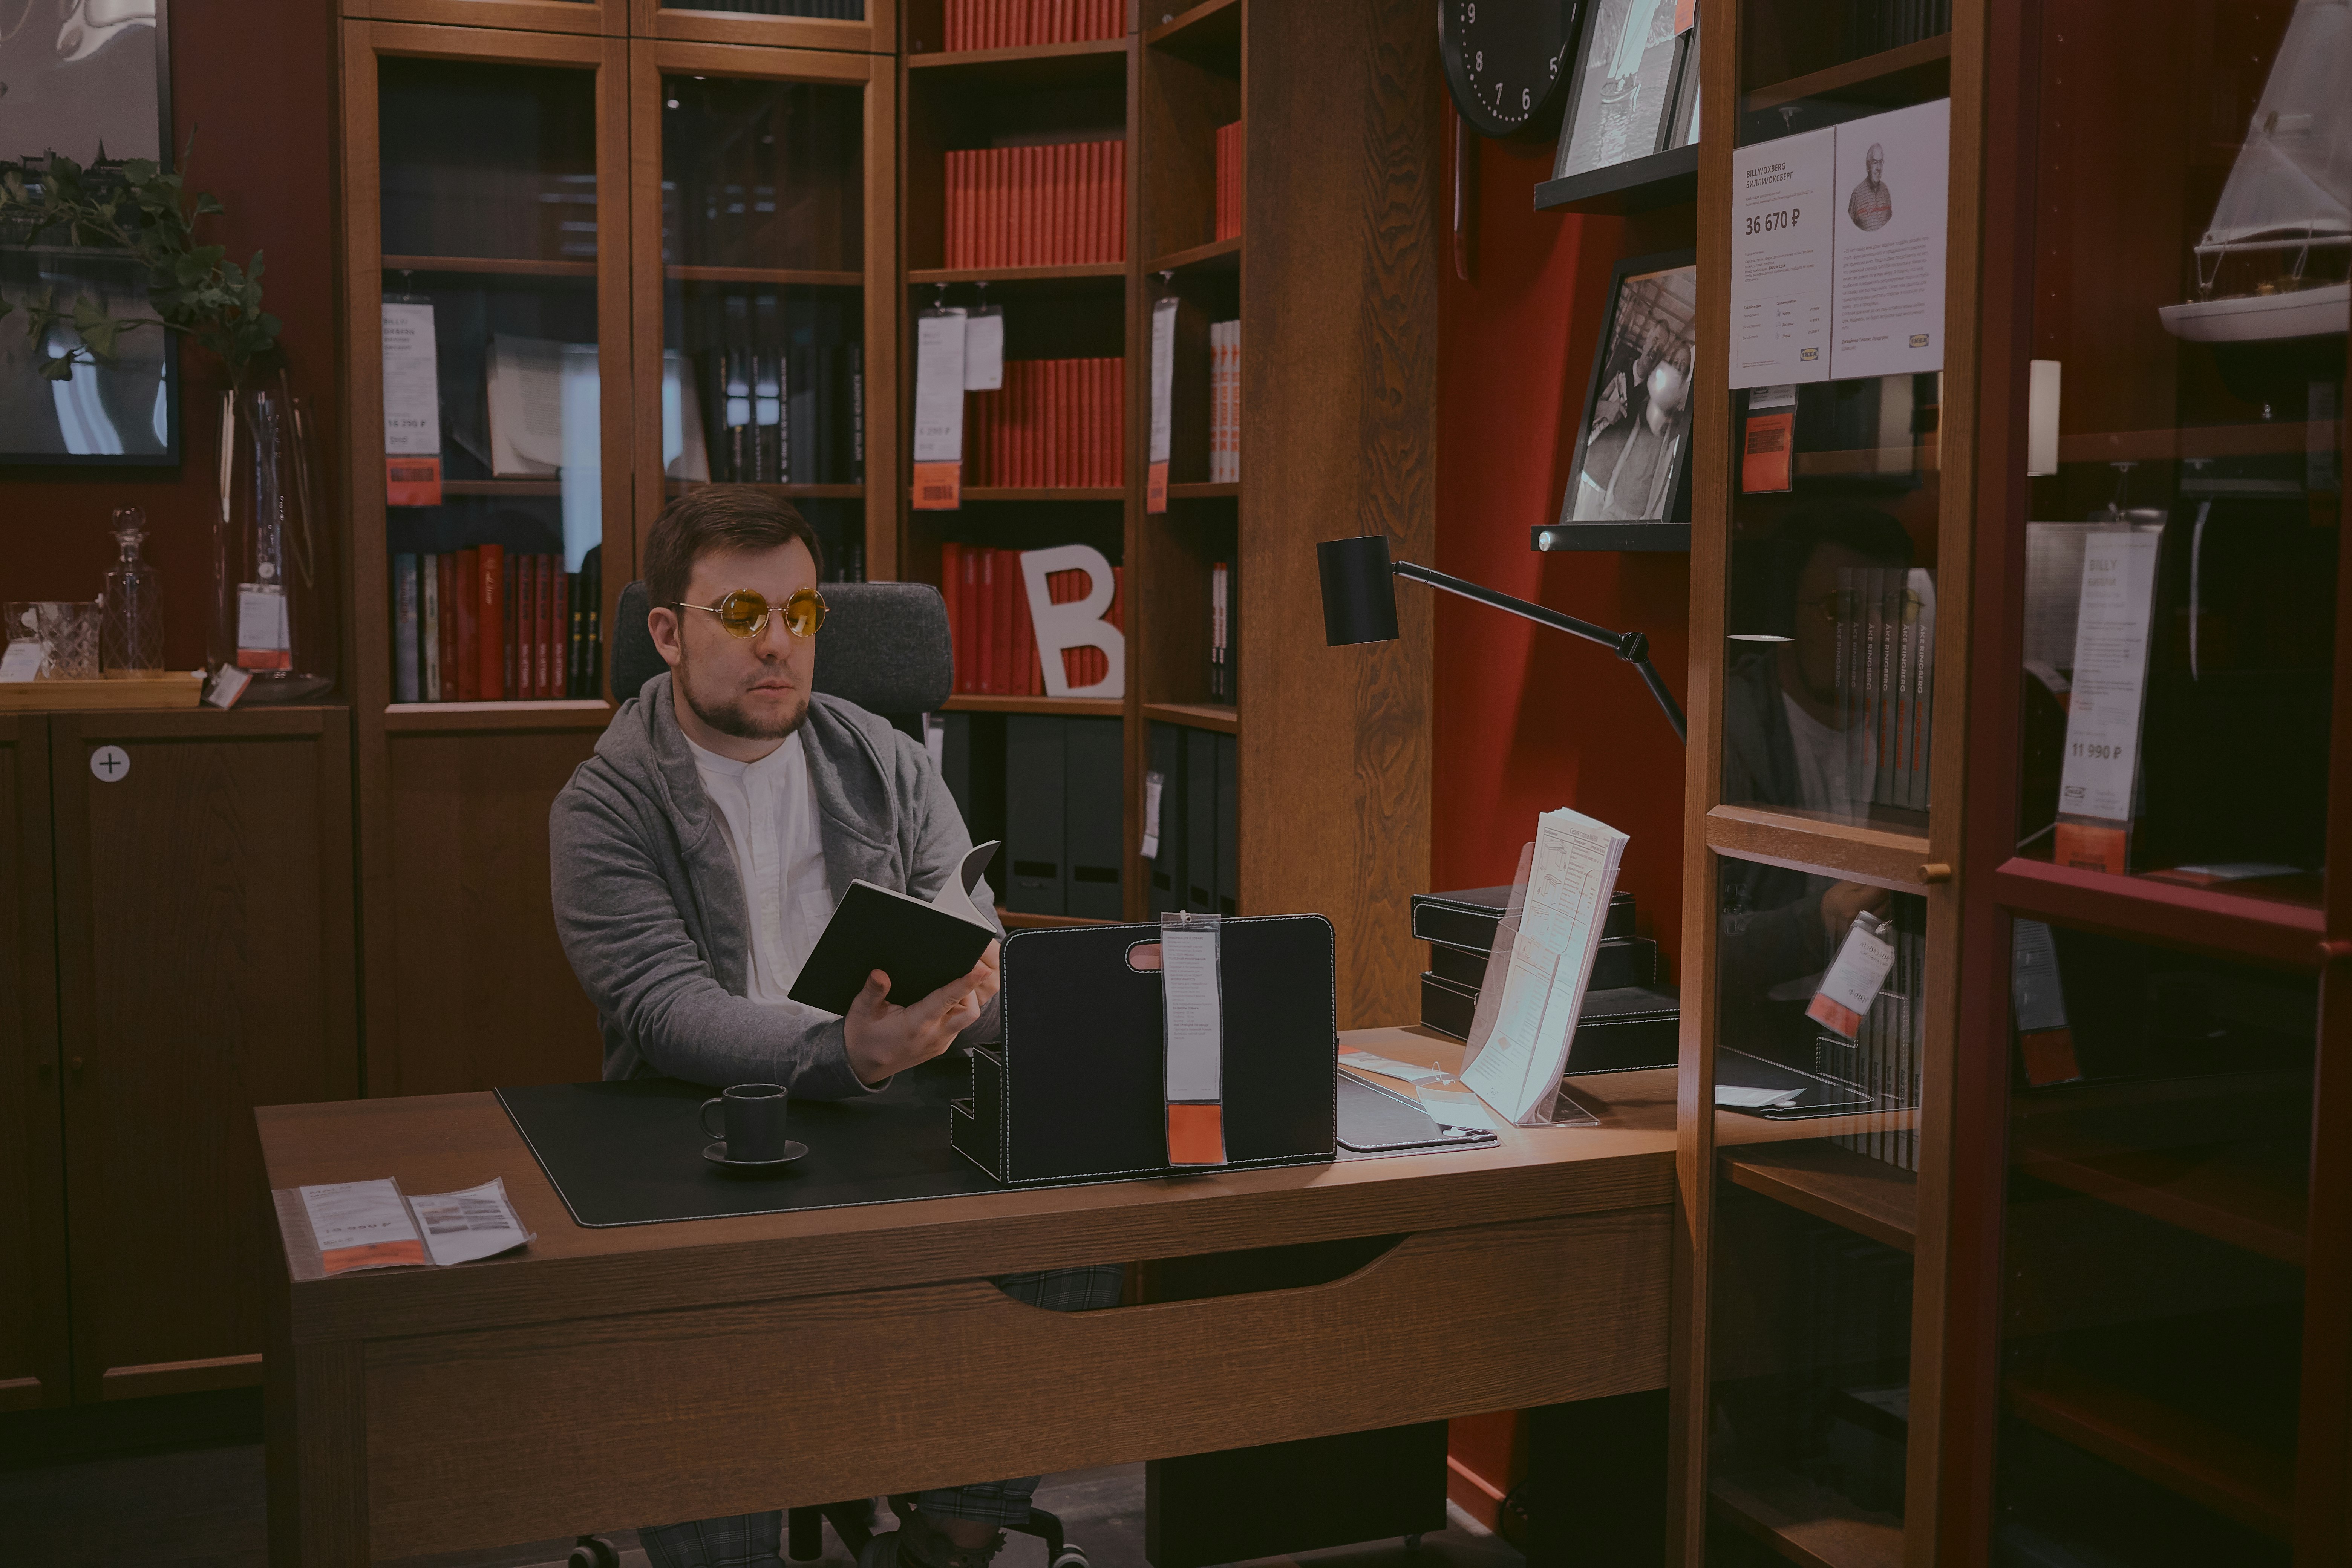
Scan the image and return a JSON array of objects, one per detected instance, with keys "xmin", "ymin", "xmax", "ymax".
[
  {"xmin": 1697, "ymin": 0, "xmax": 1961, "ymax": 1558},
  {"xmin": 633, "ymin": 49, "xmax": 880, "ymax": 582},
  {"xmin": 1976, "ymin": 1, "xmax": 2344, "ymax": 1562},
  {"xmin": 375, "ymin": 49, "xmax": 625, "ymax": 705}
]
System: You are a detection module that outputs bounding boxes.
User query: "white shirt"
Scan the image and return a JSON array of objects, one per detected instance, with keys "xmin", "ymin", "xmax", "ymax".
[
  {"xmin": 684, "ymin": 726, "xmax": 833, "ymax": 1008},
  {"xmin": 1782, "ymin": 691, "xmax": 1874, "ymax": 822}
]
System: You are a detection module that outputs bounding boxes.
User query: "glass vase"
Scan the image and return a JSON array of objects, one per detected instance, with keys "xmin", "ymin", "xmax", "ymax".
[
  {"xmin": 102, "ymin": 505, "xmax": 167, "ymax": 675},
  {"xmin": 210, "ymin": 381, "xmax": 334, "ymax": 702}
]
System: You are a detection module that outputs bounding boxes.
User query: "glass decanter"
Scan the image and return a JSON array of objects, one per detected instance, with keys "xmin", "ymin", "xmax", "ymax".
[{"xmin": 102, "ymin": 506, "xmax": 166, "ymax": 675}]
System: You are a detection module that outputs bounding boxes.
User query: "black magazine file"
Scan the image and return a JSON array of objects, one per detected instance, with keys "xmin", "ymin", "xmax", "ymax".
[{"xmin": 952, "ymin": 914, "xmax": 1337, "ymax": 1184}]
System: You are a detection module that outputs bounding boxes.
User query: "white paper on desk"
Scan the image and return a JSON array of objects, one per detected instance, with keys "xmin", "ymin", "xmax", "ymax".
[
  {"xmin": 1338, "ymin": 1049, "xmax": 1452, "ymax": 1085},
  {"xmin": 1715, "ymin": 1084, "xmax": 1805, "ymax": 1109},
  {"xmin": 1417, "ymin": 1081, "xmax": 1502, "ymax": 1132},
  {"xmin": 409, "ymin": 1177, "xmax": 535, "ymax": 1266},
  {"xmin": 299, "ymin": 1178, "xmax": 429, "ymax": 1274}
]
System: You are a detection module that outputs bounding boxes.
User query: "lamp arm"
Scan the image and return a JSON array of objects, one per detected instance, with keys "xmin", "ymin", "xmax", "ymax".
[{"xmin": 1390, "ymin": 560, "xmax": 1687, "ymax": 744}]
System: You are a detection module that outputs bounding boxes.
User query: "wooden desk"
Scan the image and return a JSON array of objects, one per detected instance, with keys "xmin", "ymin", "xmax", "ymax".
[{"xmin": 259, "ymin": 1029, "xmax": 1677, "ymax": 1565}]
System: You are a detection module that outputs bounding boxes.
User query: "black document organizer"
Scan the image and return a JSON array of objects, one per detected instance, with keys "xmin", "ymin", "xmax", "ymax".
[{"xmin": 952, "ymin": 915, "xmax": 1338, "ymax": 1184}]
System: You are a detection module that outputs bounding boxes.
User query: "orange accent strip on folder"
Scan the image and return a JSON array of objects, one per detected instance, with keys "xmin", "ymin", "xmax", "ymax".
[
  {"xmin": 1147, "ymin": 459, "xmax": 1169, "ymax": 513},
  {"xmin": 317, "ymin": 1237, "xmax": 427, "ymax": 1276},
  {"xmin": 1166, "ymin": 1102, "xmax": 1225, "ymax": 1166}
]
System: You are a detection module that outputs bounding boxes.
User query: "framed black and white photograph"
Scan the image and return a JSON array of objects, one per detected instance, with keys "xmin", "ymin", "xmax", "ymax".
[
  {"xmin": 0, "ymin": 0, "xmax": 179, "ymax": 465},
  {"xmin": 1551, "ymin": 0, "xmax": 1696, "ymax": 184},
  {"xmin": 1546, "ymin": 248, "xmax": 1695, "ymax": 551}
]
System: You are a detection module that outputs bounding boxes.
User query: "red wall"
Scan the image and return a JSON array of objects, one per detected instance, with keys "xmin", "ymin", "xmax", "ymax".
[
  {"xmin": 0, "ymin": 0, "xmax": 341, "ymax": 677},
  {"xmin": 1432, "ymin": 125, "xmax": 1693, "ymax": 968}
]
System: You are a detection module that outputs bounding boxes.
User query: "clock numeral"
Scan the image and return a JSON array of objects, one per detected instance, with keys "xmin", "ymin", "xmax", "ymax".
[
  {"xmin": 1522, "ymin": 86, "xmax": 1531, "ymax": 110},
  {"xmin": 1475, "ymin": 49, "xmax": 1482, "ymax": 71}
]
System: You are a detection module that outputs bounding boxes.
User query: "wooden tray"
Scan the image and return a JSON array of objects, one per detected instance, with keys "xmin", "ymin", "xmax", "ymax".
[{"xmin": 0, "ymin": 672, "xmax": 204, "ymax": 711}]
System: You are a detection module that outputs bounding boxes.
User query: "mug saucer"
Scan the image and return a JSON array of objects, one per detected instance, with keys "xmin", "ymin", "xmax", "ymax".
[{"xmin": 704, "ymin": 1139, "xmax": 808, "ymax": 1170}]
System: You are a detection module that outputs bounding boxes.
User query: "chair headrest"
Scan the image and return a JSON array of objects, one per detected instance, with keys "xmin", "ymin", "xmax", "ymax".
[{"xmin": 610, "ymin": 580, "xmax": 954, "ymax": 716}]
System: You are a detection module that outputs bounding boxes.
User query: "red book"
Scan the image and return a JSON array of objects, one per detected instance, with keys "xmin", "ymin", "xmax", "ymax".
[
  {"xmin": 1004, "ymin": 362, "xmax": 1022, "ymax": 488},
  {"xmin": 995, "ymin": 548, "xmax": 1017, "ymax": 693},
  {"xmin": 1112, "ymin": 138, "xmax": 1126, "ymax": 260},
  {"xmin": 518, "ymin": 555, "xmax": 534, "ymax": 698},
  {"xmin": 435, "ymin": 554, "xmax": 457, "ymax": 701},
  {"xmin": 960, "ymin": 546, "xmax": 981, "ymax": 691},
  {"xmin": 1009, "ymin": 551, "xmax": 1033, "ymax": 694},
  {"xmin": 478, "ymin": 544, "xmax": 505, "ymax": 700},
  {"xmin": 940, "ymin": 541, "xmax": 963, "ymax": 690},
  {"xmin": 1092, "ymin": 139, "xmax": 1109, "ymax": 264},
  {"xmin": 1090, "ymin": 358, "xmax": 1106, "ymax": 485},
  {"xmin": 455, "ymin": 548, "xmax": 481, "ymax": 701},
  {"xmin": 1054, "ymin": 142, "xmax": 1073, "ymax": 266},
  {"xmin": 945, "ymin": 150, "xmax": 962, "ymax": 268},
  {"xmin": 979, "ymin": 148, "xmax": 999, "ymax": 269},
  {"xmin": 1024, "ymin": 361, "xmax": 1041, "ymax": 487},
  {"xmin": 525, "ymin": 555, "xmax": 541, "ymax": 698},
  {"xmin": 542, "ymin": 555, "xmax": 558, "ymax": 697},
  {"xmin": 502, "ymin": 551, "xmax": 518, "ymax": 699},
  {"xmin": 1018, "ymin": 144, "xmax": 1037, "ymax": 268},
  {"xmin": 1063, "ymin": 360, "xmax": 1078, "ymax": 487},
  {"xmin": 977, "ymin": 547, "xmax": 997, "ymax": 692}
]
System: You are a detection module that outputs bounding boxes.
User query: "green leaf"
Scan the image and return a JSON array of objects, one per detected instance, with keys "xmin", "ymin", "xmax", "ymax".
[{"xmin": 38, "ymin": 354, "xmax": 81, "ymax": 382}]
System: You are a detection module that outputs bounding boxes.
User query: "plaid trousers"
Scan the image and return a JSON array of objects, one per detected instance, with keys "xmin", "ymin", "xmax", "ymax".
[{"xmin": 641, "ymin": 1264, "xmax": 1125, "ymax": 1568}]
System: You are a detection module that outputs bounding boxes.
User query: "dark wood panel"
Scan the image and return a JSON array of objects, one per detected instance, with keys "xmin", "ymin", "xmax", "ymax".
[
  {"xmin": 1238, "ymin": 0, "xmax": 1435, "ymax": 1027},
  {"xmin": 381, "ymin": 729, "xmax": 604, "ymax": 1096},
  {"xmin": 48, "ymin": 709, "xmax": 358, "ymax": 1400},
  {"xmin": 0, "ymin": 715, "xmax": 68, "ymax": 1411}
]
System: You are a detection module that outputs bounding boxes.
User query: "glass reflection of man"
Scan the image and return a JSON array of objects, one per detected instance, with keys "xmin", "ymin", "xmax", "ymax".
[
  {"xmin": 1848, "ymin": 142, "xmax": 1892, "ymax": 231},
  {"xmin": 1719, "ymin": 503, "xmax": 1913, "ymax": 1002}
]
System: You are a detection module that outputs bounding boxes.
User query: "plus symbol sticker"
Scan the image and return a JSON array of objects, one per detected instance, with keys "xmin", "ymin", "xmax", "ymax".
[{"xmin": 90, "ymin": 745, "xmax": 130, "ymax": 783}]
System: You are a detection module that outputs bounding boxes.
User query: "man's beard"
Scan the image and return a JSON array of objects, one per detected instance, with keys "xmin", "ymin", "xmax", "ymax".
[{"xmin": 676, "ymin": 647, "xmax": 808, "ymax": 740}]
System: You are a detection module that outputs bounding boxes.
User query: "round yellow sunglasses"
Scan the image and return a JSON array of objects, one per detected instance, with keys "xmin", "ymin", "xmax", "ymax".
[{"xmin": 675, "ymin": 586, "xmax": 828, "ymax": 641}]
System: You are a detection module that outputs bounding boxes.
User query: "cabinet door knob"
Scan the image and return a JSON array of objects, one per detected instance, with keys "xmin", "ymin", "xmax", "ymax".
[{"xmin": 1920, "ymin": 863, "xmax": 1954, "ymax": 885}]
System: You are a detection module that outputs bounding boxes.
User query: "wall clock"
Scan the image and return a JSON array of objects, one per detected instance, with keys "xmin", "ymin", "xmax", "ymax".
[{"xmin": 1439, "ymin": 0, "xmax": 1582, "ymax": 141}]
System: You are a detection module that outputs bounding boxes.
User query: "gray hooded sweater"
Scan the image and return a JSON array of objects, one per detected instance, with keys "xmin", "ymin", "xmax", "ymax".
[{"xmin": 549, "ymin": 671, "xmax": 1003, "ymax": 1095}]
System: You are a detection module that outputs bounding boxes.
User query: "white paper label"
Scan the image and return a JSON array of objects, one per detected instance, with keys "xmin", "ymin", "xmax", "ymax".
[
  {"xmin": 204, "ymin": 665, "xmax": 253, "ymax": 709},
  {"xmin": 1148, "ymin": 297, "xmax": 1179, "ymax": 465},
  {"xmin": 2058, "ymin": 529, "xmax": 2162, "ymax": 825},
  {"xmin": 1141, "ymin": 769, "xmax": 1164, "ymax": 859},
  {"xmin": 1730, "ymin": 128, "xmax": 1836, "ymax": 389},
  {"xmin": 300, "ymin": 1179, "xmax": 423, "ymax": 1255},
  {"xmin": 1815, "ymin": 916, "xmax": 1897, "ymax": 1020},
  {"xmin": 913, "ymin": 310, "xmax": 969, "ymax": 464},
  {"xmin": 1160, "ymin": 926, "xmax": 1222, "ymax": 1101},
  {"xmin": 0, "ymin": 641, "xmax": 44, "ymax": 681},
  {"xmin": 237, "ymin": 587, "xmax": 290, "ymax": 652},
  {"xmin": 963, "ymin": 308, "xmax": 1004, "ymax": 390},
  {"xmin": 1828, "ymin": 98, "xmax": 1950, "ymax": 381},
  {"xmin": 381, "ymin": 302, "xmax": 441, "ymax": 456},
  {"xmin": 409, "ymin": 1177, "xmax": 533, "ymax": 1268}
]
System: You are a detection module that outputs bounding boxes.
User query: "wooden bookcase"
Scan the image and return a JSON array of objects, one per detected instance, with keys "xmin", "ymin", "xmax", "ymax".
[
  {"xmin": 337, "ymin": 4, "xmax": 899, "ymax": 1096},
  {"xmin": 1669, "ymin": 0, "xmax": 2351, "ymax": 1562},
  {"xmin": 894, "ymin": 0, "xmax": 1437, "ymax": 1025}
]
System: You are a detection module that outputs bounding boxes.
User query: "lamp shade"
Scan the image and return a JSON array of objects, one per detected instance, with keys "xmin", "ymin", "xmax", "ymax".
[{"xmin": 1317, "ymin": 534, "xmax": 1399, "ymax": 646}]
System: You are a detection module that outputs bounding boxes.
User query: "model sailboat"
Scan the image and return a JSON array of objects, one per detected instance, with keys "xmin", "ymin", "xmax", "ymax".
[{"xmin": 2158, "ymin": 0, "xmax": 2350, "ymax": 343}]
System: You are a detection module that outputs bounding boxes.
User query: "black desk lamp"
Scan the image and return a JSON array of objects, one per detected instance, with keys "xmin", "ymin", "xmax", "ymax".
[{"xmin": 1317, "ymin": 533, "xmax": 1687, "ymax": 743}]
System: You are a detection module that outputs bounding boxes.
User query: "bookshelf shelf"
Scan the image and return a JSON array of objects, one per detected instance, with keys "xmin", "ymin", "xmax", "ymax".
[
  {"xmin": 908, "ymin": 263, "xmax": 1128, "ymax": 286},
  {"xmin": 1143, "ymin": 701, "xmax": 1237, "ymax": 734},
  {"xmin": 958, "ymin": 486, "xmax": 1125, "ymax": 502},
  {"xmin": 1990, "ymin": 856, "xmax": 2328, "ymax": 972},
  {"xmin": 441, "ymin": 479, "xmax": 565, "ymax": 497},
  {"xmin": 1709, "ymin": 1470, "xmax": 1904, "ymax": 1568},
  {"xmin": 1143, "ymin": 0, "xmax": 1240, "ymax": 57},
  {"xmin": 2003, "ymin": 1364, "xmax": 2293, "ymax": 1538},
  {"xmin": 1148, "ymin": 235, "xmax": 1240, "ymax": 276},
  {"xmin": 1164, "ymin": 482, "xmax": 1239, "ymax": 500},
  {"xmin": 905, "ymin": 36, "xmax": 1129, "ymax": 93},
  {"xmin": 666, "ymin": 481, "xmax": 867, "ymax": 499},
  {"xmin": 998, "ymin": 906, "xmax": 1119, "ymax": 930},
  {"xmin": 383, "ymin": 700, "xmax": 615, "ymax": 735},
  {"xmin": 381, "ymin": 253, "xmax": 597, "ymax": 279},
  {"xmin": 2011, "ymin": 1127, "xmax": 2308, "ymax": 1266},
  {"xmin": 1722, "ymin": 1142, "xmax": 1919, "ymax": 1253},
  {"xmin": 943, "ymin": 693, "xmax": 1125, "ymax": 717},
  {"xmin": 1533, "ymin": 143, "xmax": 1699, "ymax": 217},
  {"xmin": 666, "ymin": 265, "xmax": 864, "ymax": 288},
  {"xmin": 1703, "ymin": 804, "xmax": 1933, "ymax": 896},
  {"xmin": 1743, "ymin": 33, "xmax": 1954, "ymax": 115}
]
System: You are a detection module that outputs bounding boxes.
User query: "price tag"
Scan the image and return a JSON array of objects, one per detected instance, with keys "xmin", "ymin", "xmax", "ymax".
[
  {"xmin": 1141, "ymin": 769, "xmax": 1164, "ymax": 859},
  {"xmin": 1147, "ymin": 297, "xmax": 1178, "ymax": 512},
  {"xmin": 2054, "ymin": 527, "xmax": 2162, "ymax": 871},
  {"xmin": 1161, "ymin": 916, "xmax": 1226, "ymax": 1166},
  {"xmin": 912, "ymin": 309, "xmax": 968, "ymax": 511},
  {"xmin": 963, "ymin": 306, "xmax": 1004, "ymax": 390},
  {"xmin": 0, "ymin": 641, "xmax": 44, "ymax": 681},
  {"xmin": 236, "ymin": 586, "xmax": 292, "ymax": 671},
  {"xmin": 383, "ymin": 303, "xmax": 443, "ymax": 506},
  {"xmin": 1729, "ymin": 128, "xmax": 1834, "ymax": 388},
  {"xmin": 1807, "ymin": 912, "xmax": 1896, "ymax": 1038}
]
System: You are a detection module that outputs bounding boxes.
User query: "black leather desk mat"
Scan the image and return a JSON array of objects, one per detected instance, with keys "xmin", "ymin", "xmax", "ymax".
[{"xmin": 500, "ymin": 1055, "xmax": 1484, "ymax": 1229}]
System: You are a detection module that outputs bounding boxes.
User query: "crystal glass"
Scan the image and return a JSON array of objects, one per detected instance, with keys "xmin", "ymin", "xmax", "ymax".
[
  {"xmin": 5, "ymin": 600, "xmax": 104, "ymax": 679},
  {"xmin": 102, "ymin": 505, "xmax": 167, "ymax": 675}
]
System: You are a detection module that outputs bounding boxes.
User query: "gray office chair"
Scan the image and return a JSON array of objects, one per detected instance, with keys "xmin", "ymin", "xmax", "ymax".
[{"xmin": 610, "ymin": 579, "xmax": 955, "ymax": 720}]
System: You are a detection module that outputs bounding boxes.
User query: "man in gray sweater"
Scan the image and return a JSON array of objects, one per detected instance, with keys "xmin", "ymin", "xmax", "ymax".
[{"xmin": 551, "ymin": 488, "xmax": 1119, "ymax": 1568}]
